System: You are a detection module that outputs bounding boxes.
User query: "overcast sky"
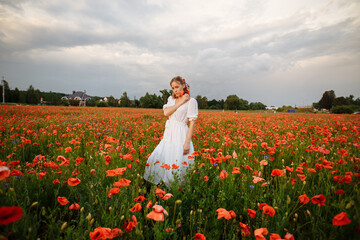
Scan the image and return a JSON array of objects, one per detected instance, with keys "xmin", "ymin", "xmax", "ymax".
[{"xmin": 1, "ymin": 0, "xmax": 359, "ymax": 107}]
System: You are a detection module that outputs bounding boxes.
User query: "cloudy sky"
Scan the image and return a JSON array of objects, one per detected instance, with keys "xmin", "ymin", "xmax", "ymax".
[{"xmin": 1, "ymin": 0, "xmax": 359, "ymax": 107}]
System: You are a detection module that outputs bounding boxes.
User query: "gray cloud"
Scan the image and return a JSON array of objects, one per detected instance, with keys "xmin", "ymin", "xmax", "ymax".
[{"xmin": 1, "ymin": 0, "xmax": 359, "ymax": 107}]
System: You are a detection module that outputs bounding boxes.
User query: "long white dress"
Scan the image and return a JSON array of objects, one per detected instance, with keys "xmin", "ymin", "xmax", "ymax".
[{"xmin": 143, "ymin": 96, "xmax": 198, "ymax": 187}]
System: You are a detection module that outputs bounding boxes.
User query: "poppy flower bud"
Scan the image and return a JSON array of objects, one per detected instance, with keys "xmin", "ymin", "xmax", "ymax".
[
  {"xmin": 306, "ymin": 210, "xmax": 311, "ymax": 216},
  {"xmin": 9, "ymin": 187, "xmax": 14, "ymax": 192},
  {"xmin": 286, "ymin": 196, "xmax": 291, "ymax": 205},
  {"xmin": 190, "ymin": 210, "xmax": 193, "ymax": 215},
  {"xmin": 175, "ymin": 200, "xmax": 182, "ymax": 205},
  {"xmin": 90, "ymin": 219, "xmax": 94, "ymax": 225},
  {"xmin": 80, "ymin": 207, "xmax": 84, "ymax": 213},
  {"xmin": 120, "ymin": 215, "xmax": 125, "ymax": 220},
  {"xmin": 31, "ymin": 201, "xmax": 38, "ymax": 207},
  {"xmin": 41, "ymin": 207, "xmax": 46, "ymax": 216},
  {"xmin": 303, "ymin": 181, "xmax": 306, "ymax": 185},
  {"xmin": 28, "ymin": 227, "xmax": 32, "ymax": 233},
  {"xmin": 87, "ymin": 213, "xmax": 92, "ymax": 221},
  {"xmin": 61, "ymin": 222, "xmax": 67, "ymax": 231},
  {"xmin": 294, "ymin": 213, "xmax": 298, "ymax": 218},
  {"xmin": 293, "ymin": 218, "xmax": 297, "ymax": 222},
  {"xmin": 109, "ymin": 207, "xmax": 112, "ymax": 211}
]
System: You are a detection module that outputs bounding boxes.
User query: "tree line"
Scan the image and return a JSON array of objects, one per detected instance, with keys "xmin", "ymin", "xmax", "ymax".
[
  {"xmin": 313, "ymin": 90, "xmax": 360, "ymax": 114},
  {"xmin": 1, "ymin": 81, "xmax": 267, "ymax": 110}
]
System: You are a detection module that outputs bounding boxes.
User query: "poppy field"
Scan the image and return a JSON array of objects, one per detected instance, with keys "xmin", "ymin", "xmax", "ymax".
[{"xmin": 0, "ymin": 105, "xmax": 359, "ymax": 240}]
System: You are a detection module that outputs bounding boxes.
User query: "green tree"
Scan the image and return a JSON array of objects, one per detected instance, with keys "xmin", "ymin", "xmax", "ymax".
[
  {"xmin": 318, "ymin": 90, "xmax": 336, "ymax": 110},
  {"xmin": 107, "ymin": 96, "xmax": 118, "ymax": 107},
  {"xmin": 333, "ymin": 97, "xmax": 348, "ymax": 106},
  {"xmin": 196, "ymin": 95, "xmax": 208, "ymax": 109},
  {"xmin": 224, "ymin": 95, "xmax": 249, "ymax": 110},
  {"xmin": 159, "ymin": 89, "xmax": 171, "ymax": 104},
  {"xmin": 25, "ymin": 85, "xmax": 41, "ymax": 104},
  {"xmin": 119, "ymin": 92, "xmax": 131, "ymax": 107},
  {"xmin": 139, "ymin": 92, "xmax": 162, "ymax": 108},
  {"xmin": 11, "ymin": 88, "xmax": 20, "ymax": 103},
  {"xmin": 249, "ymin": 102, "xmax": 267, "ymax": 110},
  {"xmin": 2, "ymin": 80, "xmax": 11, "ymax": 103},
  {"xmin": 224, "ymin": 95, "xmax": 240, "ymax": 110}
]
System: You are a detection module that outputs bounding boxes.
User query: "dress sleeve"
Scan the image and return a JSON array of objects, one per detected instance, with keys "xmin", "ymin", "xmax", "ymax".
[
  {"xmin": 163, "ymin": 96, "xmax": 175, "ymax": 110},
  {"xmin": 187, "ymin": 98, "xmax": 198, "ymax": 121}
]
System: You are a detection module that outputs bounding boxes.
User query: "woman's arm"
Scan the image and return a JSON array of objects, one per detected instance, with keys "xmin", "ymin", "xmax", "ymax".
[
  {"xmin": 183, "ymin": 120, "xmax": 196, "ymax": 155},
  {"xmin": 163, "ymin": 94, "xmax": 190, "ymax": 116}
]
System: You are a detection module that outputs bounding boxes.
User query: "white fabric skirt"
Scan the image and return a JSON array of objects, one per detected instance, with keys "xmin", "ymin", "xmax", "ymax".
[{"xmin": 143, "ymin": 119, "xmax": 195, "ymax": 187}]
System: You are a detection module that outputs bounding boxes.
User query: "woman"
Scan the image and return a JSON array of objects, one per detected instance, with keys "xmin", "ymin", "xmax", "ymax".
[{"xmin": 143, "ymin": 76, "xmax": 198, "ymax": 187}]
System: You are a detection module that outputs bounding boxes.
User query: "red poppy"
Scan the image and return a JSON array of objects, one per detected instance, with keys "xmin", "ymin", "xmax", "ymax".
[
  {"xmin": 57, "ymin": 197, "xmax": 69, "ymax": 206},
  {"xmin": 269, "ymin": 233, "xmax": 282, "ymax": 240},
  {"xmin": 182, "ymin": 161, "xmax": 187, "ymax": 166},
  {"xmin": 65, "ymin": 147, "xmax": 72, "ymax": 153},
  {"xmin": 239, "ymin": 222, "xmax": 250, "ymax": 237},
  {"xmin": 194, "ymin": 233, "xmax": 206, "ymax": 240},
  {"xmin": 232, "ymin": 167, "xmax": 241, "ymax": 174},
  {"xmin": 311, "ymin": 194, "xmax": 326, "ymax": 206},
  {"xmin": 248, "ymin": 208, "xmax": 256, "ymax": 218},
  {"xmin": 0, "ymin": 166, "xmax": 10, "ymax": 181},
  {"xmin": 271, "ymin": 169, "xmax": 284, "ymax": 176},
  {"xmin": 262, "ymin": 205, "xmax": 275, "ymax": 217},
  {"xmin": 334, "ymin": 189, "xmax": 345, "ymax": 195},
  {"xmin": 204, "ymin": 176, "xmax": 209, "ymax": 181},
  {"xmin": 108, "ymin": 188, "xmax": 121, "ymax": 198},
  {"xmin": 113, "ymin": 178, "xmax": 131, "ymax": 188},
  {"xmin": 146, "ymin": 205, "xmax": 168, "ymax": 221},
  {"xmin": 146, "ymin": 200, "xmax": 153, "ymax": 208},
  {"xmin": 332, "ymin": 212, "xmax": 351, "ymax": 226},
  {"xmin": 256, "ymin": 204, "xmax": 266, "ymax": 211},
  {"xmin": 111, "ymin": 228, "xmax": 123, "ymax": 237},
  {"xmin": 53, "ymin": 179, "xmax": 60, "ymax": 184},
  {"xmin": 129, "ymin": 203, "xmax": 142, "ymax": 212},
  {"xmin": 216, "ymin": 208, "xmax": 236, "ymax": 220},
  {"xmin": 254, "ymin": 228, "xmax": 268, "ymax": 240},
  {"xmin": 220, "ymin": 170, "xmax": 229, "ymax": 179},
  {"xmin": 155, "ymin": 188, "xmax": 165, "ymax": 198},
  {"xmin": 163, "ymin": 193, "xmax": 173, "ymax": 201},
  {"xmin": 133, "ymin": 196, "xmax": 145, "ymax": 202},
  {"xmin": 298, "ymin": 194, "xmax": 309, "ymax": 204},
  {"xmin": 124, "ymin": 215, "xmax": 137, "ymax": 232},
  {"xmin": 0, "ymin": 206, "xmax": 23, "ymax": 225},
  {"xmin": 67, "ymin": 178, "xmax": 81, "ymax": 186},
  {"xmin": 89, "ymin": 227, "xmax": 113, "ymax": 240},
  {"xmin": 246, "ymin": 165, "xmax": 253, "ymax": 171},
  {"xmin": 297, "ymin": 174, "xmax": 306, "ymax": 181},
  {"xmin": 69, "ymin": 203, "xmax": 80, "ymax": 210},
  {"xmin": 285, "ymin": 166, "xmax": 293, "ymax": 172},
  {"xmin": 75, "ymin": 157, "xmax": 84, "ymax": 163},
  {"xmin": 284, "ymin": 232, "xmax": 295, "ymax": 240},
  {"xmin": 106, "ymin": 168, "xmax": 127, "ymax": 177},
  {"xmin": 289, "ymin": 178, "xmax": 296, "ymax": 185}
]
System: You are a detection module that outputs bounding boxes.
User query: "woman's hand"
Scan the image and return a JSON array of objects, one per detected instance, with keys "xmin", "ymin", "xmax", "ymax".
[
  {"xmin": 178, "ymin": 93, "xmax": 190, "ymax": 105},
  {"xmin": 183, "ymin": 141, "xmax": 190, "ymax": 155}
]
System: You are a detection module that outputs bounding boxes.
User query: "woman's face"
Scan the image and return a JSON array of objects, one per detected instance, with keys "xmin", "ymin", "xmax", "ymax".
[{"xmin": 171, "ymin": 81, "xmax": 185, "ymax": 98}]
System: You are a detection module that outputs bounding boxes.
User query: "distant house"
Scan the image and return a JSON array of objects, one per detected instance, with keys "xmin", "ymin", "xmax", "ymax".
[{"xmin": 61, "ymin": 91, "xmax": 92, "ymax": 101}]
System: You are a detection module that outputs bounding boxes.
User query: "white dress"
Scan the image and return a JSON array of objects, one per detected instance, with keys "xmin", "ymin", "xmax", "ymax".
[{"xmin": 143, "ymin": 96, "xmax": 198, "ymax": 187}]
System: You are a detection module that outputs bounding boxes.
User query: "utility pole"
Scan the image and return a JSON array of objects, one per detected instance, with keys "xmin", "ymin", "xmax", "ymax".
[{"xmin": 2, "ymin": 76, "xmax": 4, "ymax": 104}]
